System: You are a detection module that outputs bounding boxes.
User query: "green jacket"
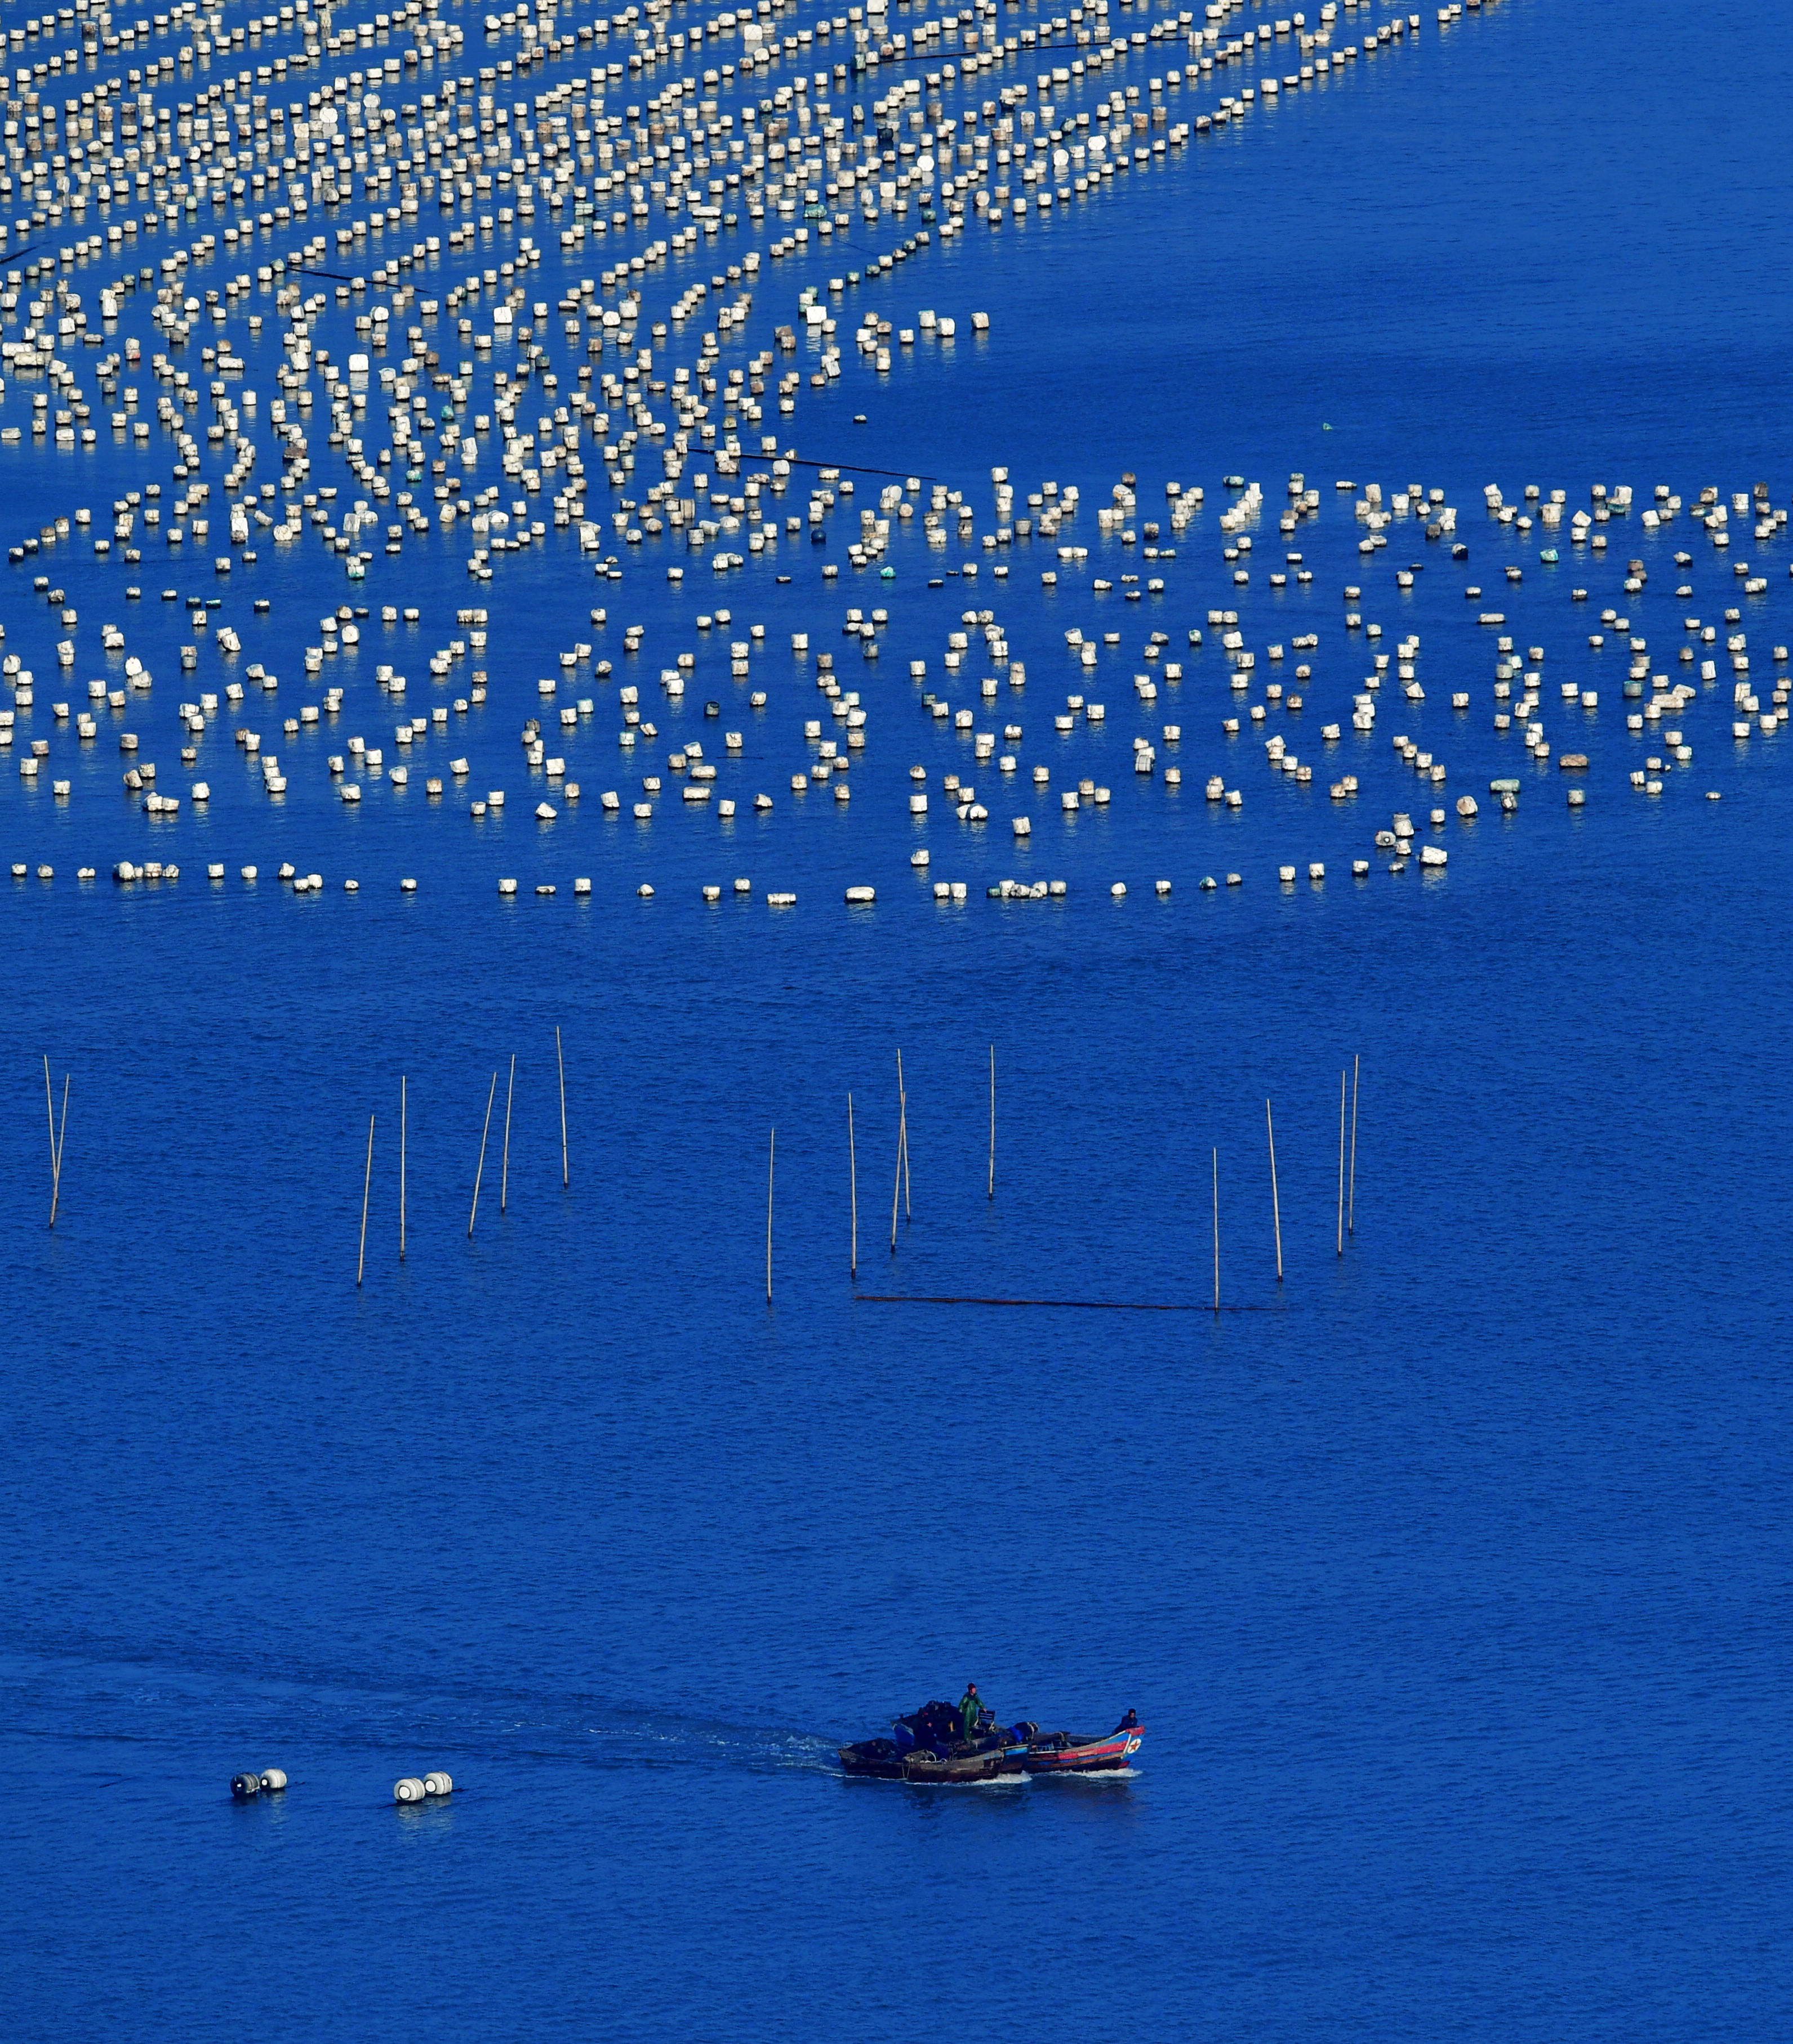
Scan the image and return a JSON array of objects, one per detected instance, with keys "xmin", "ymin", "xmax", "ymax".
[{"xmin": 959, "ymin": 1690, "xmax": 982, "ymax": 1738}]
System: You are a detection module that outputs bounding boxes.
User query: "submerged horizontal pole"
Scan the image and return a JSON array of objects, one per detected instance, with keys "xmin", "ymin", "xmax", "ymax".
[{"xmin": 854, "ymin": 1293, "xmax": 1284, "ymax": 1315}]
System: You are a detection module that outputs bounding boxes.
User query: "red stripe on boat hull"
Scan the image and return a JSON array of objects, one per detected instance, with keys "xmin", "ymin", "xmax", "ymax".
[{"xmin": 1025, "ymin": 1727, "xmax": 1144, "ymax": 1773}]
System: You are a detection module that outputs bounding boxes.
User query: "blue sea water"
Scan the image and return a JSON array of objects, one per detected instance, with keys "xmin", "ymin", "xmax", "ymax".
[{"xmin": 4, "ymin": 1, "xmax": 1793, "ymax": 2038}]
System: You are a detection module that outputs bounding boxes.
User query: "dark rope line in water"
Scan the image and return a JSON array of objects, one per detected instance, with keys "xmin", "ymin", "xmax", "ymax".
[
  {"xmin": 855, "ymin": 1293, "xmax": 1283, "ymax": 1313},
  {"xmin": 781, "ymin": 455, "xmax": 942, "ymax": 482},
  {"xmin": 847, "ymin": 29, "xmax": 1100, "ymax": 74}
]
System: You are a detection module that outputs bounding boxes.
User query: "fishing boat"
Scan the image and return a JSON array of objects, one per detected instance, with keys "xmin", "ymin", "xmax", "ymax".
[
  {"xmin": 1022, "ymin": 1711, "xmax": 1144, "ymax": 1775},
  {"xmin": 838, "ymin": 1699, "xmax": 1028, "ymax": 1782},
  {"xmin": 838, "ymin": 1736, "xmax": 1029, "ymax": 1783},
  {"xmin": 839, "ymin": 1703, "xmax": 1142, "ymax": 1782}
]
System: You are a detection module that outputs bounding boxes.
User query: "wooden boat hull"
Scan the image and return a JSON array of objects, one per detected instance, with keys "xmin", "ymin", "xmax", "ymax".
[
  {"xmin": 839, "ymin": 1743, "xmax": 1027, "ymax": 1783},
  {"xmin": 1022, "ymin": 1724, "xmax": 1144, "ymax": 1774}
]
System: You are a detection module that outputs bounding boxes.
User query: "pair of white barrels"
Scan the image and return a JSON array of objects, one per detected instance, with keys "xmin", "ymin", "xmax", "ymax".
[
  {"xmin": 394, "ymin": 1772, "xmax": 455, "ymax": 1803},
  {"xmin": 232, "ymin": 1769, "xmax": 287, "ymax": 1798}
]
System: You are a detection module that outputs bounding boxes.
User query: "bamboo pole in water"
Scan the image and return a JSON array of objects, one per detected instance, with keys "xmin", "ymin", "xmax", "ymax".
[
  {"xmin": 557, "ymin": 1026, "xmax": 569, "ymax": 1190},
  {"xmin": 1266, "ymin": 1099, "xmax": 1283, "ymax": 1285},
  {"xmin": 42, "ymin": 1056, "xmax": 56, "ymax": 1203},
  {"xmin": 1349, "ymin": 1055, "xmax": 1360, "ymax": 1236},
  {"xmin": 891, "ymin": 1051, "xmax": 907, "ymax": 1251},
  {"xmin": 987, "ymin": 1044, "xmax": 995, "ymax": 1201},
  {"xmin": 890, "ymin": 1085, "xmax": 902, "ymax": 1254},
  {"xmin": 848, "ymin": 1093, "xmax": 858, "ymax": 1280},
  {"xmin": 469, "ymin": 1072, "xmax": 498, "ymax": 1237},
  {"xmin": 1337, "ymin": 1069, "xmax": 1347, "ymax": 1257},
  {"xmin": 897, "ymin": 1049, "xmax": 911, "ymax": 1221},
  {"xmin": 399, "ymin": 1075, "xmax": 407, "ymax": 1263},
  {"xmin": 500, "ymin": 1054, "xmax": 516, "ymax": 1214},
  {"xmin": 49, "ymin": 1073, "xmax": 68, "ymax": 1228},
  {"xmin": 357, "ymin": 1114, "xmax": 375, "ymax": 1288},
  {"xmin": 766, "ymin": 1127, "xmax": 776, "ymax": 1303}
]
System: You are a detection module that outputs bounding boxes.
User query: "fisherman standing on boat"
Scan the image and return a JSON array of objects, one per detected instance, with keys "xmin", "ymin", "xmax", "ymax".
[{"xmin": 959, "ymin": 1684, "xmax": 983, "ymax": 1741}]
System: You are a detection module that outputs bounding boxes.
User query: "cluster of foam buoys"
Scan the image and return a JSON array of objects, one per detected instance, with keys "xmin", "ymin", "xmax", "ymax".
[
  {"xmin": 394, "ymin": 1771, "xmax": 455, "ymax": 1804},
  {"xmin": 226, "ymin": 1766, "xmax": 462, "ymax": 1802},
  {"xmin": 3, "ymin": 0, "xmax": 1783, "ymax": 905}
]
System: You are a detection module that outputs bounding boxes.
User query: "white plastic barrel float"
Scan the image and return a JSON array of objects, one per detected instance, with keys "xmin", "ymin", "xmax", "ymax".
[{"xmin": 394, "ymin": 1776, "xmax": 428, "ymax": 1804}]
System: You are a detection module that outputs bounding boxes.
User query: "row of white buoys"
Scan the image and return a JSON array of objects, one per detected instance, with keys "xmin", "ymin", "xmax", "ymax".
[
  {"xmin": 986, "ymin": 878, "xmax": 1068, "ymax": 899},
  {"xmin": 232, "ymin": 1768, "xmax": 287, "ymax": 1800},
  {"xmin": 499, "ymin": 876, "xmax": 597, "ymax": 896},
  {"xmin": 393, "ymin": 1772, "xmax": 455, "ymax": 1804}
]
